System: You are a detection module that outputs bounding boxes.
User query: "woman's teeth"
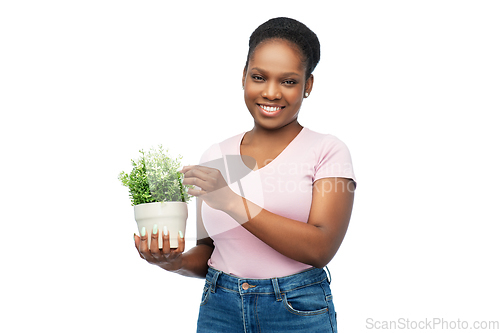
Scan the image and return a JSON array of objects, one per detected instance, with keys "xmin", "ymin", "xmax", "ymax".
[{"xmin": 260, "ymin": 105, "xmax": 282, "ymax": 112}]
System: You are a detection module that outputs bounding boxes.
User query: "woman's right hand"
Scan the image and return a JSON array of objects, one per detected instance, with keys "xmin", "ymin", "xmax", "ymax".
[{"xmin": 134, "ymin": 226, "xmax": 185, "ymax": 271}]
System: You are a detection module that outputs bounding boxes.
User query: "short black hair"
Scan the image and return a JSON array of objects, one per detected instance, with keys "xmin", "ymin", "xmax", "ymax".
[{"xmin": 245, "ymin": 17, "xmax": 321, "ymax": 79}]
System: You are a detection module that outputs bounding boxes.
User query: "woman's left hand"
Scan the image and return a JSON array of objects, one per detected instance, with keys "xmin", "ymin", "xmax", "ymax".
[{"xmin": 180, "ymin": 165, "xmax": 239, "ymax": 211}]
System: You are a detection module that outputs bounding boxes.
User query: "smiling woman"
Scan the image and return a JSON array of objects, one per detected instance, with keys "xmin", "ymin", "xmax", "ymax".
[
  {"xmin": 135, "ymin": 17, "xmax": 355, "ymax": 333},
  {"xmin": 243, "ymin": 39, "xmax": 313, "ymax": 130}
]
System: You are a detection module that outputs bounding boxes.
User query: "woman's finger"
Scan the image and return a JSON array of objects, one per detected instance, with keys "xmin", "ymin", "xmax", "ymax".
[
  {"xmin": 162, "ymin": 226, "xmax": 171, "ymax": 258},
  {"xmin": 181, "ymin": 165, "xmax": 215, "ymax": 175},
  {"xmin": 138, "ymin": 227, "xmax": 154, "ymax": 262},
  {"xmin": 150, "ymin": 224, "xmax": 161, "ymax": 260},
  {"xmin": 186, "ymin": 187, "xmax": 206, "ymax": 197},
  {"xmin": 183, "ymin": 166, "xmax": 212, "ymax": 181},
  {"xmin": 177, "ymin": 231, "xmax": 185, "ymax": 253},
  {"xmin": 134, "ymin": 233, "xmax": 144, "ymax": 258},
  {"xmin": 182, "ymin": 176, "xmax": 206, "ymax": 189},
  {"xmin": 170, "ymin": 231, "xmax": 185, "ymax": 258}
]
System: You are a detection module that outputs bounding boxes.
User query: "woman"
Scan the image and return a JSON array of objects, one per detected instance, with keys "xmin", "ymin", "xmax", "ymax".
[{"xmin": 135, "ymin": 17, "xmax": 356, "ymax": 332}]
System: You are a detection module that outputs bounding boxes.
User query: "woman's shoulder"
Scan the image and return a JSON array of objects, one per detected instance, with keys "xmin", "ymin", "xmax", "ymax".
[
  {"xmin": 302, "ymin": 128, "xmax": 356, "ymax": 183},
  {"xmin": 301, "ymin": 127, "xmax": 350, "ymax": 151}
]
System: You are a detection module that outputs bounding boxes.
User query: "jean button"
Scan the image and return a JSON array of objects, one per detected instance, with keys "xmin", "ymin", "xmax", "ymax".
[{"xmin": 242, "ymin": 282, "xmax": 250, "ymax": 290}]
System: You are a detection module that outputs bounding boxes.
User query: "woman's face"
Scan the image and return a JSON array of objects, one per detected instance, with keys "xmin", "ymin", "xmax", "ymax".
[{"xmin": 242, "ymin": 39, "xmax": 313, "ymax": 131}]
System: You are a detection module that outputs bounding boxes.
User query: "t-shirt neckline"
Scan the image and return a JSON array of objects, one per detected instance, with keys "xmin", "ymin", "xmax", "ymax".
[{"xmin": 237, "ymin": 127, "xmax": 308, "ymax": 172}]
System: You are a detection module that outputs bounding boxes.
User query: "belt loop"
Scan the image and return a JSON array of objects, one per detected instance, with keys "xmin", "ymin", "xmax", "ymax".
[
  {"xmin": 271, "ymin": 277, "xmax": 282, "ymax": 302},
  {"xmin": 210, "ymin": 269, "xmax": 221, "ymax": 293},
  {"xmin": 325, "ymin": 266, "xmax": 331, "ymax": 285}
]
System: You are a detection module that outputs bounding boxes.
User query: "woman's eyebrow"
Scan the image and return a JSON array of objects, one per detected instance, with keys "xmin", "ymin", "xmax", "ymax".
[{"xmin": 250, "ymin": 67, "xmax": 301, "ymax": 77}]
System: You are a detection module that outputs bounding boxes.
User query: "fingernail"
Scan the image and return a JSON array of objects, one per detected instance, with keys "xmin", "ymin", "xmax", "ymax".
[
  {"xmin": 178, "ymin": 230, "xmax": 184, "ymax": 239},
  {"xmin": 153, "ymin": 224, "xmax": 158, "ymax": 235},
  {"xmin": 163, "ymin": 226, "xmax": 168, "ymax": 236},
  {"xmin": 141, "ymin": 227, "xmax": 146, "ymax": 237}
]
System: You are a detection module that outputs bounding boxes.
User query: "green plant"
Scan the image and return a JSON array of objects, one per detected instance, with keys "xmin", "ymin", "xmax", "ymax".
[{"xmin": 118, "ymin": 145, "xmax": 192, "ymax": 206}]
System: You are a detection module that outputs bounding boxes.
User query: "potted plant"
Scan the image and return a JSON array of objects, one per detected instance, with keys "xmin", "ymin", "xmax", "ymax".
[{"xmin": 118, "ymin": 145, "xmax": 192, "ymax": 249}]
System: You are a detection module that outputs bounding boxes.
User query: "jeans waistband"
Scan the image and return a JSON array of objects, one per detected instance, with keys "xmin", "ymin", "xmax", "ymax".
[{"xmin": 205, "ymin": 266, "xmax": 329, "ymax": 301}]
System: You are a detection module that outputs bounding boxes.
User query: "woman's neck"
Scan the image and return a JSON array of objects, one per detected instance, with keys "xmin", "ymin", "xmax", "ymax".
[{"xmin": 245, "ymin": 121, "xmax": 303, "ymax": 146}]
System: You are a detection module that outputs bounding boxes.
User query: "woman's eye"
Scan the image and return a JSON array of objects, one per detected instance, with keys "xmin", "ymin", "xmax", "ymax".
[
  {"xmin": 252, "ymin": 75, "xmax": 264, "ymax": 81},
  {"xmin": 283, "ymin": 80, "xmax": 297, "ymax": 85}
]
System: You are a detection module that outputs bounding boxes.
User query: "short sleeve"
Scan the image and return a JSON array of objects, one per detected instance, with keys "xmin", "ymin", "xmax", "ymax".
[{"xmin": 313, "ymin": 135, "xmax": 356, "ymax": 187}]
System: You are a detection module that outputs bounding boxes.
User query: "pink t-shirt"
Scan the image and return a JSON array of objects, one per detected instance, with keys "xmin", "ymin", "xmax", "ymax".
[{"xmin": 199, "ymin": 127, "xmax": 356, "ymax": 278}]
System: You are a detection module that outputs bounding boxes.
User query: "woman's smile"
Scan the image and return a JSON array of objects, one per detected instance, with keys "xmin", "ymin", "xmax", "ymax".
[{"xmin": 258, "ymin": 103, "xmax": 285, "ymax": 116}]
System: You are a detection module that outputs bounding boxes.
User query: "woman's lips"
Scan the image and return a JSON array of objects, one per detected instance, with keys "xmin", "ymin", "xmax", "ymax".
[{"xmin": 258, "ymin": 104, "xmax": 285, "ymax": 117}]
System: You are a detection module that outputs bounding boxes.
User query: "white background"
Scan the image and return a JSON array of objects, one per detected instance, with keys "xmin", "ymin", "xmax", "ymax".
[{"xmin": 1, "ymin": 1, "xmax": 499, "ymax": 332}]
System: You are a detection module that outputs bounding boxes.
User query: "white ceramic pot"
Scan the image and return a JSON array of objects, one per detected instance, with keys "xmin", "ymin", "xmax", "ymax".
[{"xmin": 134, "ymin": 202, "xmax": 188, "ymax": 249}]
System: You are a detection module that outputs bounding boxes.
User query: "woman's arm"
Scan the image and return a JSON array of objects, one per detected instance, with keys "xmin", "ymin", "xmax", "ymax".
[
  {"xmin": 172, "ymin": 197, "xmax": 214, "ymax": 278},
  {"xmin": 135, "ymin": 198, "xmax": 214, "ymax": 279},
  {"xmin": 181, "ymin": 165, "xmax": 355, "ymax": 268},
  {"xmin": 168, "ymin": 240, "xmax": 214, "ymax": 278},
  {"xmin": 235, "ymin": 177, "xmax": 354, "ymax": 267}
]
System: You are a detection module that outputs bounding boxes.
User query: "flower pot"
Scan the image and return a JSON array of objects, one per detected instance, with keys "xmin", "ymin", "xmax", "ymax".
[{"xmin": 134, "ymin": 201, "xmax": 188, "ymax": 249}]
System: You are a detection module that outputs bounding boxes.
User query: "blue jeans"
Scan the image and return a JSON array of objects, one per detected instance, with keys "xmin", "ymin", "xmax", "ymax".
[{"xmin": 197, "ymin": 266, "xmax": 338, "ymax": 332}]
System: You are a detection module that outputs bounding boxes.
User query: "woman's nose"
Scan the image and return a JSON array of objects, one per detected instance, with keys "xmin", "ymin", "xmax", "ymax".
[{"xmin": 261, "ymin": 82, "xmax": 281, "ymax": 100}]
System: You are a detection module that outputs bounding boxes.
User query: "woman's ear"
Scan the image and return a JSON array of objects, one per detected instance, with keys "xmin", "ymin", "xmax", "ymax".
[
  {"xmin": 305, "ymin": 74, "xmax": 314, "ymax": 96},
  {"xmin": 242, "ymin": 67, "xmax": 247, "ymax": 89}
]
